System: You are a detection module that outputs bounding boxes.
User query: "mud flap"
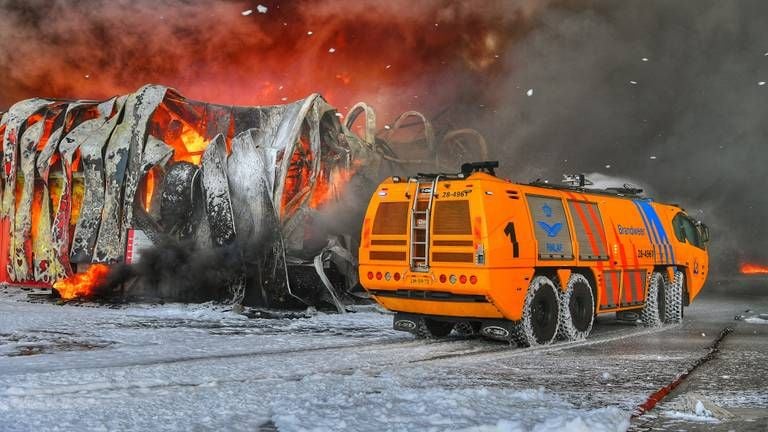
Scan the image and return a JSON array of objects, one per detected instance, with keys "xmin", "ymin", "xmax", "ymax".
[
  {"xmin": 479, "ymin": 320, "xmax": 519, "ymax": 341},
  {"xmin": 393, "ymin": 312, "xmax": 421, "ymax": 333}
]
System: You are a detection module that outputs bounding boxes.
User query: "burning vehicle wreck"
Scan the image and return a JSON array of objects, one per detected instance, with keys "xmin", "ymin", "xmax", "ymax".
[
  {"xmin": 0, "ymin": 84, "xmax": 377, "ymax": 310},
  {"xmin": 0, "ymin": 84, "xmax": 486, "ymax": 311}
]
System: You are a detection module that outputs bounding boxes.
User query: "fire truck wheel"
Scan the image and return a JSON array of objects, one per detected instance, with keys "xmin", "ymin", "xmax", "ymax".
[
  {"xmin": 415, "ymin": 318, "xmax": 454, "ymax": 338},
  {"xmin": 454, "ymin": 321, "xmax": 482, "ymax": 337},
  {"xmin": 514, "ymin": 275, "xmax": 560, "ymax": 347},
  {"xmin": 557, "ymin": 273, "xmax": 595, "ymax": 341},
  {"xmin": 640, "ymin": 272, "xmax": 665, "ymax": 327},
  {"xmin": 663, "ymin": 269, "xmax": 684, "ymax": 324}
]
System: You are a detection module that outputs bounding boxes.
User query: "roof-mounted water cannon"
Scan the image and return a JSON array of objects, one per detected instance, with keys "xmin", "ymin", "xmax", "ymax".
[
  {"xmin": 460, "ymin": 161, "xmax": 499, "ymax": 177},
  {"xmin": 604, "ymin": 184, "xmax": 644, "ymax": 197},
  {"xmin": 562, "ymin": 174, "xmax": 594, "ymax": 187},
  {"xmin": 415, "ymin": 161, "xmax": 499, "ymax": 181}
]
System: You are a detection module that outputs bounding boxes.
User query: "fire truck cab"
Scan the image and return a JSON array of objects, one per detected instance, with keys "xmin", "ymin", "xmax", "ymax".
[{"xmin": 358, "ymin": 162, "xmax": 710, "ymax": 346}]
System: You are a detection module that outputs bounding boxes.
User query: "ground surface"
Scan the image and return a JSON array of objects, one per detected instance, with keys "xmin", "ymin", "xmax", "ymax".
[{"xmin": 0, "ymin": 278, "xmax": 766, "ymax": 432}]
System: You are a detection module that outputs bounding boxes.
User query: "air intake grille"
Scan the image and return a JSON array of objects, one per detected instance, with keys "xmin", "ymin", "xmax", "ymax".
[
  {"xmin": 433, "ymin": 200, "xmax": 471, "ymax": 235},
  {"xmin": 432, "ymin": 252, "xmax": 474, "ymax": 263},
  {"xmin": 372, "ymin": 202, "xmax": 409, "ymax": 234},
  {"xmin": 369, "ymin": 251, "xmax": 407, "ymax": 261}
]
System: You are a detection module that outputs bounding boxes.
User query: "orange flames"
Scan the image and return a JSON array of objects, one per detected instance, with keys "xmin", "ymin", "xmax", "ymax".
[
  {"xmin": 741, "ymin": 263, "xmax": 768, "ymax": 275},
  {"xmin": 53, "ymin": 264, "xmax": 110, "ymax": 300},
  {"xmin": 143, "ymin": 170, "xmax": 155, "ymax": 211},
  {"xmin": 178, "ymin": 127, "xmax": 207, "ymax": 165},
  {"xmin": 311, "ymin": 167, "xmax": 355, "ymax": 209}
]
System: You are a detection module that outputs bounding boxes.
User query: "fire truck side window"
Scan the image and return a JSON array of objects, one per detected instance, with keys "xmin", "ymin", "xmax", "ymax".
[
  {"xmin": 672, "ymin": 213, "xmax": 686, "ymax": 242},
  {"xmin": 684, "ymin": 216, "xmax": 703, "ymax": 249},
  {"xmin": 674, "ymin": 213, "xmax": 703, "ymax": 249}
]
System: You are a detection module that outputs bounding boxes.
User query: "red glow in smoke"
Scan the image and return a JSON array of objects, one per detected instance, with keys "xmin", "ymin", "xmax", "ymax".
[{"xmin": 0, "ymin": 1, "xmax": 540, "ymax": 122}]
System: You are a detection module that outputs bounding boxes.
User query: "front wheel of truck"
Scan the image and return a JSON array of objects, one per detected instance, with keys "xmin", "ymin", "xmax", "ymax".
[
  {"xmin": 640, "ymin": 272, "xmax": 665, "ymax": 327},
  {"xmin": 663, "ymin": 269, "xmax": 684, "ymax": 324}
]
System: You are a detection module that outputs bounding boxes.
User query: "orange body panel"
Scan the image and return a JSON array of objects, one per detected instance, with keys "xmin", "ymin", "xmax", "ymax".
[
  {"xmin": 374, "ymin": 295, "xmax": 505, "ymax": 318},
  {"xmin": 359, "ymin": 173, "xmax": 709, "ymax": 322}
]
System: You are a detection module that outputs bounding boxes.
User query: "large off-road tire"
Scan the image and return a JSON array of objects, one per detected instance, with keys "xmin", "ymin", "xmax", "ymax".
[
  {"xmin": 454, "ymin": 321, "xmax": 481, "ymax": 337},
  {"xmin": 512, "ymin": 275, "xmax": 560, "ymax": 347},
  {"xmin": 663, "ymin": 269, "xmax": 684, "ymax": 324},
  {"xmin": 640, "ymin": 271, "xmax": 664, "ymax": 327},
  {"xmin": 557, "ymin": 273, "xmax": 595, "ymax": 341},
  {"xmin": 415, "ymin": 318, "xmax": 454, "ymax": 339}
]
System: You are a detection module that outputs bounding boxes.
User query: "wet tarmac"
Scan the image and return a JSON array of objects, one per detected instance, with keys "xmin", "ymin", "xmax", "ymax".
[{"xmin": 630, "ymin": 277, "xmax": 768, "ymax": 431}]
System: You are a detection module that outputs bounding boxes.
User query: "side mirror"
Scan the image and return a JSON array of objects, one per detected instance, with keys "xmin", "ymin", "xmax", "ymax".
[{"xmin": 698, "ymin": 222, "xmax": 710, "ymax": 244}]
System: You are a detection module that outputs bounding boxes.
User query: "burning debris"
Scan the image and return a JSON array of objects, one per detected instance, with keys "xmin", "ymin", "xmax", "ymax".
[
  {"xmin": 740, "ymin": 263, "xmax": 768, "ymax": 275},
  {"xmin": 0, "ymin": 84, "xmax": 486, "ymax": 310},
  {"xmin": 53, "ymin": 264, "xmax": 110, "ymax": 300}
]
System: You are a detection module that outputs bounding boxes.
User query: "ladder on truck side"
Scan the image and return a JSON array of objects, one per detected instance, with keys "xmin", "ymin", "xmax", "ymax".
[{"xmin": 409, "ymin": 176, "xmax": 440, "ymax": 272}]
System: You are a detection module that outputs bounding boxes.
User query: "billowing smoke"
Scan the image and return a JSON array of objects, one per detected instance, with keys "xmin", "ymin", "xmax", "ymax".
[
  {"xmin": 2, "ymin": 0, "xmax": 765, "ymax": 277},
  {"xmin": 0, "ymin": 0, "xmax": 541, "ymax": 121},
  {"xmin": 97, "ymin": 237, "xmax": 242, "ymax": 302},
  {"xmin": 98, "ymin": 235, "xmax": 291, "ymax": 306},
  {"xmin": 475, "ymin": 1, "xmax": 768, "ymax": 275}
]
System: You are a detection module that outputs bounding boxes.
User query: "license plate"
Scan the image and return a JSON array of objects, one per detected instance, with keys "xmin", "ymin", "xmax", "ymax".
[{"xmin": 410, "ymin": 275, "xmax": 432, "ymax": 286}]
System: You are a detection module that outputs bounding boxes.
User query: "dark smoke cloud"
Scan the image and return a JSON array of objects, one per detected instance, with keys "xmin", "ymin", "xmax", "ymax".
[
  {"xmin": 98, "ymin": 235, "xmax": 294, "ymax": 305},
  {"xmin": 98, "ymin": 237, "xmax": 238, "ymax": 302},
  {"xmin": 476, "ymin": 1, "xmax": 768, "ymax": 275}
]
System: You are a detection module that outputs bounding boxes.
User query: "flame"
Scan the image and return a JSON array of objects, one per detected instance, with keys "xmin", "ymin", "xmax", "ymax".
[
  {"xmin": 179, "ymin": 127, "xmax": 207, "ymax": 164},
  {"xmin": 740, "ymin": 263, "xmax": 768, "ymax": 275},
  {"xmin": 281, "ymin": 134, "xmax": 313, "ymax": 212},
  {"xmin": 144, "ymin": 169, "xmax": 155, "ymax": 211},
  {"xmin": 311, "ymin": 167, "xmax": 354, "ymax": 209},
  {"xmin": 53, "ymin": 264, "xmax": 110, "ymax": 300}
]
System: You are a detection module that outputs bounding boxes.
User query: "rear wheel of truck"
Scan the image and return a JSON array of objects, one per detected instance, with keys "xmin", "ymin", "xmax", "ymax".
[
  {"xmin": 640, "ymin": 271, "xmax": 664, "ymax": 327},
  {"xmin": 454, "ymin": 321, "xmax": 481, "ymax": 337},
  {"xmin": 663, "ymin": 269, "xmax": 684, "ymax": 324},
  {"xmin": 512, "ymin": 275, "xmax": 560, "ymax": 347},
  {"xmin": 557, "ymin": 273, "xmax": 595, "ymax": 341},
  {"xmin": 415, "ymin": 318, "xmax": 454, "ymax": 339}
]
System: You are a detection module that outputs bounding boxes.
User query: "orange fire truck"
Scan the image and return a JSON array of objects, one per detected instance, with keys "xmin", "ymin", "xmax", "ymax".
[{"xmin": 359, "ymin": 162, "xmax": 710, "ymax": 346}]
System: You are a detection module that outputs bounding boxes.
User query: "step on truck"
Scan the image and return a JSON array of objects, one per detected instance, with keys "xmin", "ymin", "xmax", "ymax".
[{"xmin": 358, "ymin": 162, "xmax": 710, "ymax": 346}]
